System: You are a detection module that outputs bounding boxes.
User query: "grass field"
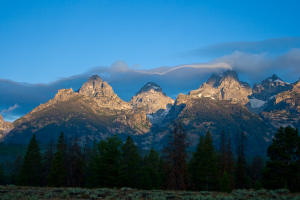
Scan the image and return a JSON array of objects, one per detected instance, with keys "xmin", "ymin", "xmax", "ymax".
[{"xmin": 0, "ymin": 185, "xmax": 299, "ymax": 200}]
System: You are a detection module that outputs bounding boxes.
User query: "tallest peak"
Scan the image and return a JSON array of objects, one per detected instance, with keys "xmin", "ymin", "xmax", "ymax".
[{"xmin": 88, "ymin": 75, "xmax": 102, "ymax": 82}]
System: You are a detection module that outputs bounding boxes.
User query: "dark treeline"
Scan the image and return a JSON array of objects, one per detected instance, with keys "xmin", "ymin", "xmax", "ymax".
[{"xmin": 0, "ymin": 121, "xmax": 299, "ymax": 192}]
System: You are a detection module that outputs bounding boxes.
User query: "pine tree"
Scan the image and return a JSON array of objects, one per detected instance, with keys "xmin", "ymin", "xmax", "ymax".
[
  {"xmin": 10, "ymin": 154, "xmax": 23, "ymax": 184},
  {"xmin": 42, "ymin": 139, "xmax": 55, "ymax": 185},
  {"xmin": 235, "ymin": 129, "xmax": 247, "ymax": 189},
  {"xmin": 94, "ymin": 134, "xmax": 122, "ymax": 188},
  {"xmin": 189, "ymin": 135, "xmax": 204, "ymax": 190},
  {"xmin": 162, "ymin": 121, "xmax": 191, "ymax": 191},
  {"xmin": 141, "ymin": 172, "xmax": 152, "ymax": 190},
  {"xmin": 120, "ymin": 136, "xmax": 140, "ymax": 188},
  {"xmin": 86, "ymin": 139, "xmax": 98, "ymax": 188},
  {"xmin": 262, "ymin": 127, "xmax": 300, "ymax": 191},
  {"xmin": 220, "ymin": 171, "xmax": 232, "ymax": 193},
  {"xmin": 47, "ymin": 149, "xmax": 67, "ymax": 187},
  {"xmin": 219, "ymin": 130, "xmax": 227, "ymax": 178},
  {"xmin": 251, "ymin": 155, "xmax": 263, "ymax": 187},
  {"xmin": 254, "ymin": 180, "xmax": 262, "ymax": 191},
  {"xmin": 226, "ymin": 133, "xmax": 235, "ymax": 189},
  {"xmin": 198, "ymin": 131, "xmax": 219, "ymax": 191},
  {"xmin": 16, "ymin": 134, "xmax": 43, "ymax": 186}
]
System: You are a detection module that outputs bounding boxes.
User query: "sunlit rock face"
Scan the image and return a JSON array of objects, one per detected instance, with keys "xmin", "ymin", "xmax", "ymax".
[
  {"xmin": 0, "ymin": 115, "xmax": 13, "ymax": 138},
  {"xmin": 260, "ymin": 81, "xmax": 300, "ymax": 129},
  {"xmin": 189, "ymin": 70, "xmax": 252, "ymax": 105},
  {"xmin": 78, "ymin": 75, "xmax": 131, "ymax": 110},
  {"xmin": 130, "ymin": 82, "xmax": 174, "ymax": 124},
  {"xmin": 252, "ymin": 74, "xmax": 292, "ymax": 101},
  {"xmin": 247, "ymin": 74, "xmax": 293, "ymax": 113}
]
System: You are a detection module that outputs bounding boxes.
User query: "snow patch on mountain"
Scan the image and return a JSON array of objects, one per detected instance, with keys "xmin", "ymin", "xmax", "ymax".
[{"xmin": 249, "ymin": 98, "xmax": 267, "ymax": 108}]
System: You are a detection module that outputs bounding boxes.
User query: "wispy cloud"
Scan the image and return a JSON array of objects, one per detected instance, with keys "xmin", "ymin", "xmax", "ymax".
[
  {"xmin": 0, "ymin": 104, "xmax": 20, "ymax": 114},
  {"xmin": 187, "ymin": 37, "xmax": 300, "ymax": 59}
]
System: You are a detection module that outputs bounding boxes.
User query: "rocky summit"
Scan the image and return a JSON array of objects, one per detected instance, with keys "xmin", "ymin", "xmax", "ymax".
[
  {"xmin": 130, "ymin": 82, "xmax": 174, "ymax": 124},
  {"xmin": 189, "ymin": 70, "xmax": 252, "ymax": 105},
  {"xmin": 260, "ymin": 80, "xmax": 300, "ymax": 129},
  {"xmin": 0, "ymin": 114, "xmax": 13, "ymax": 139},
  {"xmin": 247, "ymin": 75, "xmax": 293, "ymax": 113}
]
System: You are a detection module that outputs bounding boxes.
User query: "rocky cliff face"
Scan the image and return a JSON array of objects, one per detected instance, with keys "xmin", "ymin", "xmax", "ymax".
[
  {"xmin": 0, "ymin": 115, "xmax": 13, "ymax": 139},
  {"xmin": 189, "ymin": 70, "xmax": 252, "ymax": 105},
  {"xmin": 260, "ymin": 81, "xmax": 300, "ymax": 129},
  {"xmin": 3, "ymin": 76, "xmax": 150, "ymax": 144},
  {"xmin": 247, "ymin": 75, "xmax": 293, "ymax": 113},
  {"xmin": 130, "ymin": 82, "xmax": 174, "ymax": 124},
  {"xmin": 78, "ymin": 75, "xmax": 131, "ymax": 110}
]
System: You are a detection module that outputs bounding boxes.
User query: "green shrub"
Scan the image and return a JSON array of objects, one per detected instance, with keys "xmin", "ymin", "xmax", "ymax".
[
  {"xmin": 60, "ymin": 191, "xmax": 70, "ymax": 198},
  {"xmin": 25, "ymin": 195, "xmax": 39, "ymax": 200},
  {"xmin": 16, "ymin": 192, "xmax": 23, "ymax": 198},
  {"xmin": 45, "ymin": 192, "xmax": 53, "ymax": 198},
  {"xmin": 254, "ymin": 180, "xmax": 262, "ymax": 191},
  {"xmin": 90, "ymin": 194, "xmax": 97, "ymax": 200},
  {"xmin": 2, "ymin": 194, "xmax": 10, "ymax": 200}
]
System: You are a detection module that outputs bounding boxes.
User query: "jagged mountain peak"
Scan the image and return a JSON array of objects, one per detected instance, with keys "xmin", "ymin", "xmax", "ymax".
[
  {"xmin": 88, "ymin": 75, "xmax": 103, "ymax": 82},
  {"xmin": 207, "ymin": 70, "xmax": 239, "ymax": 88},
  {"xmin": 130, "ymin": 82, "xmax": 174, "ymax": 115},
  {"xmin": 189, "ymin": 69, "xmax": 252, "ymax": 105},
  {"xmin": 135, "ymin": 82, "xmax": 163, "ymax": 95},
  {"xmin": 0, "ymin": 114, "xmax": 3, "ymax": 121}
]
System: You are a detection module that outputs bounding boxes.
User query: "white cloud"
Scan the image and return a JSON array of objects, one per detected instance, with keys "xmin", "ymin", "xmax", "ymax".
[{"xmin": 0, "ymin": 104, "xmax": 20, "ymax": 114}]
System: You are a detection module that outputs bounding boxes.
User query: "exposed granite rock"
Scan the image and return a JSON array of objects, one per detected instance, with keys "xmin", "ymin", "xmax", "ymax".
[
  {"xmin": 0, "ymin": 114, "xmax": 13, "ymax": 139},
  {"xmin": 78, "ymin": 75, "xmax": 131, "ymax": 110},
  {"xmin": 246, "ymin": 75, "xmax": 293, "ymax": 113},
  {"xmin": 189, "ymin": 70, "xmax": 252, "ymax": 105},
  {"xmin": 130, "ymin": 82, "xmax": 174, "ymax": 124},
  {"xmin": 252, "ymin": 74, "xmax": 292, "ymax": 101},
  {"xmin": 260, "ymin": 81, "xmax": 300, "ymax": 129}
]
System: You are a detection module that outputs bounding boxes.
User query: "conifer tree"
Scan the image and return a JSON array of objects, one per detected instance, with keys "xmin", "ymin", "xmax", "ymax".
[
  {"xmin": 10, "ymin": 154, "xmax": 23, "ymax": 184},
  {"xmin": 86, "ymin": 139, "xmax": 98, "ymax": 188},
  {"xmin": 16, "ymin": 134, "xmax": 43, "ymax": 186},
  {"xmin": 251, "ymin": 155, "xmax": 263, "ymax": 187},
  {"xmin": 219, "ymin": 130, "xmax": 227, "ymax": 178},
  {"xmin": 262, "ymin": 127, "xmax": 300, "ymax": 191},
  {"xmin": 94, "ymin": 134, "xmax": 122, "ymax": 188},
  {"xmin": 189, "ymin": 135, "xmax": 204, "ymax": 190},
  {"xmin": 235, "ymin": 129, "xmax": 247, "ymax": 189},
  {"xmin": 47, "ymin": 149, "xmax": 66, "ymax": 187},
  {"xmin": 254, "ymin": 180, "xmax": 262, "ymax": 191},
  {"xmin": 220, "ymin": 171, "xmax": 232, "ymax": 193},
  {"xmin": 162, "ymin": 121, "xmax": 191, "ymax": 191},
  {"xmin": 226, "ymin": 133, "xmax": 235, "ymax": 189},
  {"xmin": 142, "ymin": 147, "xmax": 162, "ymax": 189},
  {"xmin": 198, "ymin": 131, "xmax": 219, "ymax": 191},
  {"xmin": 42, "ymin": 139, "xmax": 55, "ymax": 185},
  {"xmin": 120, "ymin": 136, "xmax": 140, "ymax": 188},
  {"xmin": 141, "ymin": 172, "xmax": 152, "ymax": 190}
]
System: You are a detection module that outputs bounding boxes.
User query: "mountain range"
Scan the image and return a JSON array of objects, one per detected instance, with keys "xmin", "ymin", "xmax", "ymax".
[{"xmin": 1, "ymin": 70, "xmax": 299, "ymax": 156}]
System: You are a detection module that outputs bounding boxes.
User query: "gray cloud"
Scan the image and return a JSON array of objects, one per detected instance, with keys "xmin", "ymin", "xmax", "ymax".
[
  {"xmin": 189, "ymin": 37, "xmax": 300, "ymax": 59},
  {"xmin": 212, "ymin": 48, "xmax": 300, "ymax": 83}
]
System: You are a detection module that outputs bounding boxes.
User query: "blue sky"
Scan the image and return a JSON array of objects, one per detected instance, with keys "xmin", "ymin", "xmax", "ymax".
[{"xmin": 1, "ymin": 0, "xmax": 300, "ymax": 121}]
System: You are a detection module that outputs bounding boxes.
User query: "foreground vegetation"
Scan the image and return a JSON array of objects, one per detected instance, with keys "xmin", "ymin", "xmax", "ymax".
[
  {"xmin": 0, "ymin": 121, "xmax": 299, "ymax": 195},
  {"xmin": 0, "ymin": 185, "xmax": 299, "ymax": 200}
]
